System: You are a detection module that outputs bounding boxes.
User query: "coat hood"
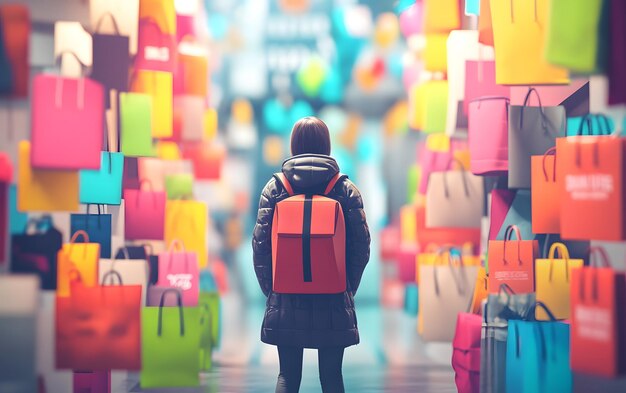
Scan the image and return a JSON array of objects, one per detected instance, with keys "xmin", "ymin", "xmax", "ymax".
[{"xmin": 281, "ymin": 154, "xmax": 340, "ymax": 192}]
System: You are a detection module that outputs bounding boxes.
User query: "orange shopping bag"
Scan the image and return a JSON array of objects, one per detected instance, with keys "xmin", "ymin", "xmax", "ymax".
[
  {"xmin": 557, "ymin": 135, "xmax": 626, "ymax": 241},
  {"xmin": 490, "ymin": 0, "xmax": 569, "ymax": 85},
  {"xmin": 531, "ymin": 147, "xmax": 560, "ymax": 234},
  {"xmin": 487, "ymin": 225, "xmax": 538, "ymax": 294},
  {"xmin": 56, "ymin": 231, "xmax": 101, "ymax": 297},
  {"xmin": 478, "ymin": 0, "xmax": 494, "ymax": 46}
]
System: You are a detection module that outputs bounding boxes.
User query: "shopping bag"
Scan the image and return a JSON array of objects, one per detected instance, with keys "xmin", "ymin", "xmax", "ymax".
[
  {"xmin": 535, "ymin": 243, "xmax": 583, "ymax": 320},
  {"xmin": 91, "ymin": 13, "xmax": 130, "ymax": 104},
  {"xmin": 468, "ymin": 96, "xmax": 509, "ymax": 175},
  {"xmin": 531, "ymin": 148, "xmax": 559, "ymax": 234},
  {"xmin": 17, "ymin": 141, "xmax": 79, "ymax": 212},
  {"xmin": 416, "ymin": 246, "xmax": 481, "ymax": 284},
  {"xmin": 56, "ymin": 231, "xmax": 101, "ymax": 297},
  {"xmin": 488, "ymin": 225, "xmax": 538, "ymax": 294},
  {"xmin": 506, "ymin": 303, "xmax": 572, "ymax": 393},
  {"xmin": 508, "ymin": 88, "xmax": 566, "ymax": 188},
  {"xmin": 400, "ymin": 203, "xmax": 418, "ymax": 246},
  {"xmin": 544, "ymin": 0, "xmax": 606, "ymax": 73},
  {"xmin": 570, "ymin": 248, "xmax": 626, "ymax": 377},
  {"xmin": 478, "ymin": 0, "xmax": 494, "ymax": 45},
  {"xmin": 174, "ymin": 96, "xmax": 205, "ymax": 141},
  {"xmin": 56, "ymin": 272, "xmax": 142, "ymax": 370},
  {"xmin": 480, "ymin": 285, "xmax": 536, "ymax": 393},
  {"xmin": 469, "ymin": 266, "xmax": 488, "ymax": 314},
  {"xmin": 72, "ymin": 371, "xmax": 111, "ymax": 393},
  {"xmin": 181, "ymin": 141, "xmax": 226, "ymax": 180},
  {"xmin": 130, "ymin": 70, "xmax": 173, "ymax": 138},
  {"xmin": 425, "ymin": 167, "xmax": 484, "ymax": 228},
  {"xmin": 0, "ymin": 275, "xmax": 38, "ymax": 391},
  {"xmin": 557, "ymin": 135, "xmax": 626, "ymax": 241},
  {"xmin": 80, "ymin": 152, "xmax": 124, "ymax": 205},
  {"xmin": 99, "ymin": 250, "xmax": 149, "ymax": 304},
  {"xmin": 423, "ymin": 35, "xmax": 447, "ymax": 73},
  {"xmin": 157, "ymin": 240, "xmax": 199, "ymax": 306},
  {"xmin": 403, "ymin": 283, "xmax": 419, "ymax": 316},
  {"xmin": 396, "ymin": 244, "xmax": 418, "ymax": 284},
  {"xmin": 0, "ymin": 5, "xmax": 29, "ymax": 97},
  {"xmin": 123, "ymin": 180, "xmax": 166, "ymax": 240},
  {"xmin": 89, "ymin": 0, "xmax": 139, "ymax": 55},
  {"xmin": 135, "ymin": 18, "xmax": 176, "ymax": 72},
  {"xmin": 138, "ymin": 0, "xmax": 175, "ymax": 35},
  {"xmin": 566, "ymin": 113, "xmax": 614, "ymax": 137},
  {"xmin": 198, "ymin": 291, "xmax": 220, "ymax": 370},
  {"xmin": 164, "ymin": 174, "xmax": 193, "ymax": 200},
  {"xmin": 422, "ymin": 0, "xmax": 460, "ymax": 33},
  {"xmin": 415, "ymin": 202, "xmax": 482, "ymax": 252},
  {"xmin": 490, "ymin": 0, "xmax": 569, "ymax": 85},
  {"xmin": 420, "ymin": 253, "xmax": 479, "ymax": 342},
  {"xmin": 11, "ymin": 216, "xmax": 63, "ymax": 290},
  {"xmin": 137, "ymin": 158, "xmax": 193, "ymax": 192},
  {"xmin": 140, "ymin": 289, "xmax": 200, "ymax": 388},
  {"xmin": 164, "ymin": 200, "xmax": 208, "ymax": 268},
  {"xmin": 608, "ymin": 0, "xmax": 626, "ymax": 105},
  {"xmin": 31, "ymin": 73, "xmax": 104, "ymax": 170},
  {"xmin": 463, "ymin": 60, "xmax": 510, "ymax": 115},
  {"xmin": 174, "ymin": 41, "xmax": 209, "ymax": 97},
  {"xmin": 445, "ymin": 31, "xmax": 494, "ymax": 136},
  {"xmin": 452, "ymin": 312, "xmax": 482, "ymax": 393},
  {"xmin": 418, "ymin": 135, "xmax": 468, "ymax": 194},
  {"xmin": 70, "ymin": 205, "xmax": 112, "ymax": 258},
  {"xmin": 120, "ymin": 92, "xmax": 154, "ymax": 157},
  {"xmin": 115, "ymin": 245, "xmax": 158, "ymax": 284},
  {"xmin": 380, "ymin": 224, "xmax": 400, "ymax": 262}
]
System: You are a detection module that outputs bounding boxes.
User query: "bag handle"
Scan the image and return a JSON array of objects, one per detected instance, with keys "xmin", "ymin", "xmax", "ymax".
[
  {"xmin": 547, "ymin": 242, "xmax": 571, "ymax": 283},
  {"xmin": 54, "ymin": 51, "xmax": 87, "ymax": 110},
  {"xmin": 519, "ymin": 87, "xmax": 547, "ymax": 132},
  {"xmin": 509, "ymin": 0, "xmax": 538, "ymax": 23},
  {"xmin": 101, "ymin": 269, "xmax": 123, "ymax": 286},
  {"xmin": 541, "ymin": 147, "xmax": 557, "ymax": 183},
  {"xmin": 24, "ymin": 215, "xmax": 54, "ymax": 234},
  {"xmin": 157, "ymin": 289, "xmax": 185, "ymax": 337},
  {"xmin": 532, "ymin": 301, "xmax": 558, "ymax": 322},
  {"xmin": 94, "ymin": 12, "xmax": 121, "ymax": 35},
  {"xmin": 442, "ymin": 158, "xmax": 471, "ymax": 199},
  {"xmin": 588, "ymin": 246, "xmax": 611, "ymax": 268},
  {"xmin": 502, "ymin": 225, "xmax": 523, "ymax": 266},
  {"xmin": 70, "ymin": 230, "xmax": 90, "ymax": 243},
  {"xmin": 136, "ymin": 179, "xmax": 159, "ymax": 208}
]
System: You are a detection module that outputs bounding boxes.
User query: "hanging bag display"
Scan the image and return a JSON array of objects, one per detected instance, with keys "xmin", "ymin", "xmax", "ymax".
[
  {"xmin": 415, "ymin": 202, "xmax": 481, "ymax": 252},
  {"xmin": 31, "ymin": 52, "xmax": 104, "ymax": 170},
  {"xmin": 130, "ymin": 70, "xmax": 173, "ymax": 139},
  {"xmin": 80, "ymin": 151, "xmax": 124, "ymax": 205},
  {"xmin": 135, "ymin": 17, "xmax": 176, "ymax": 72},
  {"xmin": 123, "ymin": 179, "xmax": 166, "ymax": 240},
  {"xmin": 425, "ymin": 161, "xmax": 484, "ymax": 229},
  {"xmin": 468, "ymin": 96, "xmax": 509, "ymax": 175},
  {"xmin": 164, "ymin": 199, "xmax": 208, "ymax": 268},
  {"xmin": 91, "ymin": 12, "xmax": 130, "ymax": 104},
  {"xmin": 99, "ymin": 247, "xmax": 150, "ymax": 304},
  {"xmin": 70, "ymin": 204, "xmax": 113, "ymax": 258},
  {"xmin": 140, "ymin": 289, "xmax": 200, "ymax": 388},
  {"xmin": 508, "ymin": 88, "xmax": 566, "ymax": 188},
  {"xmin": 157, "ymin": 240, "xmax": 199, "ymax": 306},
  {"xmin": 570, "ymin": 247, "xmax": 626, "ymax": 377},
  {"xmin": 490, "ymin": 0, "xmax": 569, "ymax": 85},
  {"xmin": 56, "ymin": 231, "xmax": 101, "ymax": 297},
  {"xmin": 531, "ymin": 147, "xmax": 559, "ymax": 234},
  {"xmin": 488, "ymin": 225, "xmax": 538, "ymax": 294},
  {"xmin": 535, "ymin": 243, "xmax": 583, "ymax": 320},
  {"xmin": 557, "ymin": 133, "xmax": 626, "ymax": 241}
]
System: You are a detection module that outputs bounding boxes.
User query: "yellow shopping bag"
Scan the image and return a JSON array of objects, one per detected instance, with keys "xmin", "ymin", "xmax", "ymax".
[
  {"xmin": 469, "ymin": 266, "xmax": 488, "ymax": 314},
  {"xmin": 156, "ymin": 141, "xmax": 181, "ymax": 160},
  {"xmin": 131, "ymin": 70, "xmax": 173, "ymax": 138},
  {"xmin": 535, "ymin": 242, "xmax": 583, "ymax": 320},
  {"xmin": 416, "ymin": 245, "xmax": 480, "ymax": 284},
  {"xmin": 423, "ymin": 34, "xmax": 448, "ymax": 72},
  {"xmin": 57, "ymin": 231, "xmax": 101, "ymax": 297},
  {"xmin": 17, "ymin": 141, "xmax": 79, "ymax": 212},
  {"xmin": 165, "ymin": 200, "xmax": 208, "ymax": 268},
  {"xmin": 400, "ymin": 204, "xmax": 418, "ymax": 246},
  {"xmin": 408, "ymin": 83, "xmax": 427, "ymax": 130},
  {"xmin": 490, "ymin": 0, "xmax": 569, "ymax": 85},
  {"xmin": 423, "ymin": 0, "xmax": 460, "ymax": 33},
  {"xmin": 139, "ymin": 0, "xmax": 175, "ymax": 35}
]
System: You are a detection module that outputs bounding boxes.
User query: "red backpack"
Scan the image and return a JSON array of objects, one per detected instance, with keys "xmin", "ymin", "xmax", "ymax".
[{"xmin": 271, "ymin": 172, "xmax": 347, "ymax": 294}]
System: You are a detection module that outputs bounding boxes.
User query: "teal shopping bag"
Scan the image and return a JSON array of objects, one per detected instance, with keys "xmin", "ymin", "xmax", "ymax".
[
  {"xmin": 403, "ymin": 284, "xmax": 419, "ymax": 316},
  {"xmin": 79, "ymin": 152, "xmax": 124, "ymax": 205},
  {"xmin": 140, "ymin": 289, "xmax": 200, "ymax": 389},
  {"xmin": 9, "ymin": 185, "xmax": 27, "ymax": 234},
  {"xmin": 566, "ymin": 113, "xmax": 614, "ymax": 136}
]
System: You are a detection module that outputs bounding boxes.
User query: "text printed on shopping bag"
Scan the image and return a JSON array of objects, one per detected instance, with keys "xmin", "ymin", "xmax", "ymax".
[{"xmin": 565, "ymin": 174, "xmax": 614, "ymax": 201}]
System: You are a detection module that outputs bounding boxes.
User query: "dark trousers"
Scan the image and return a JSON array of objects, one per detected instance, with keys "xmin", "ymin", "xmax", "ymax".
[{"xmin": 275, "ymin": 346, "xmax": 345, "ymax": 393}]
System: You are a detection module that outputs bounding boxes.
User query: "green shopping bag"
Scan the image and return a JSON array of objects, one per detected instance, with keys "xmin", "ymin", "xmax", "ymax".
[
  {"xmin": 545, "ymin": 0, "xmax": 607, "ymax": 73},
  {"xmin": 422, "ymin": 80, "xmax": 448, "ymax": 134},
  {"xmin": 140, "ymin": 289, "xmax": 200, "ymax": 389},
  {"xmin": 79, "ymin": 152, "xmax": 124, "ymax": 205},
  {"xmin": 120, "ymin": 93, "xmax": 155, "ymax": 157},
  {"xmin": 164, "ymin": 174, "xmax": 194, "ymax": 200},
  {"xmin": 198, "ymin": 292, "xmax": 220, "ymax": 370}
]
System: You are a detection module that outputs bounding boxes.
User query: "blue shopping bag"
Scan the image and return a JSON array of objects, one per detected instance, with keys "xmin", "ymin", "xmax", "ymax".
[
  {"xmin": 79, "ymin": 152, "xmax": 124, "ymax": 205},
  {"xmin": 70, "ymin": 205, "xmax": 112, "ymax": 258}
]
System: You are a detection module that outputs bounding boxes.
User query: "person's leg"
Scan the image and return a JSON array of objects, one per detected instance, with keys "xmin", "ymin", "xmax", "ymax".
[
  {"xmin": 318, "ymin": 347, "xmax": 345, "ymax": 393},
  {"xmin": 276, "ymin": 346, "xmax": 304, "ymax": 393}
]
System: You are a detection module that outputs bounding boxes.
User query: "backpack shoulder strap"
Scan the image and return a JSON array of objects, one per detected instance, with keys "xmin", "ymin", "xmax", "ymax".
[
  {"xmin": 273, "ymin": 173, "xmax": 294, "ymax": 196},
  {"xmin": 324, "ymin": 173, "xmax": 348, "ymax": 196}
]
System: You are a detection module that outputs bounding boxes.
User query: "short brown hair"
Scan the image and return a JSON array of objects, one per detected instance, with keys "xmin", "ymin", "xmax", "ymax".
[{"xmin": 290, "ymin": 117, "xmax": 331, "ymax": 156}]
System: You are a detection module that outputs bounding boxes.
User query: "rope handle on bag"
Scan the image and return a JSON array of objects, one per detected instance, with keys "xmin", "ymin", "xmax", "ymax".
[
  {"xmin": 547, "ymin": 242, "xmax": 571, "ymax": 283},
  {"xmin": 101, "ymin": 269, "xmax": 123, "ymax": 286},
  {"xmin": 442, "ymin": 158, "xmax": 471, "ymax": 199},
  {"xmin": 541, "ymin": 147, "xmax": 557, "ymax": 182},
  {"xmin": 157, "ymin": 288, "xmax": 185, "ymax": 337},
  {"xmin": 94, "ymin": 11, "xmax": 121, "ymax": 35},
  {"xmin": 54, "ymin": 50, "xmax": 88, "ymax": 110},
  {"xmin": 578, "ymin": 247, "xmax": 612, "ymax": 303},
  {"xmin": 433, "ymin": 247, "xmax": 468, "ymax": 297},
  {"xmin": 519, "ymin": 87, "xmax": 547, "ymax": 132}
]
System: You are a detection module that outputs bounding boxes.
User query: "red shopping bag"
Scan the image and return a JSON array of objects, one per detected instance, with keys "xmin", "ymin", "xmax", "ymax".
[
  {"xmin": 134, "ymin": 18, "xmax": 176, "ymax": 72},
  {"xmin": 415, "ymin": 203, "xmax": 481, "ymax": 254},
  {"xmin": 157, "ymin": 240, "xmax": 199, "ymax": 306},
  {"xmin": 0, "ymin": 5, "xmax": 29, "ymax": 97},
  {"xmin": 73, "ymin": 370, "xmax": 111, "ymax": 393},
  {"xmin": 452, "ymin": 312, "xmax": 481, "ymax": 393},
  {"xmin": 570, "ymin": 248, "xmax": 626, "ymax": 377},
  {"xmin": 181, "ymin": 141, "xmax": 225, "ymax": 180},
  {"xmin": 56, "ymin": 271, "xmax": 142, "ymax": 370},
  {"xmin": 396, "ymin": 244, "xmax": 418, "ymax": 283},
  {"xmin": 557, "ymin": 136, "xmax": 626, "ymax": 241},
  {"xmin": 532, "ymin": 147, "xmax": 560, "ymax": 234},
  {"xmin": 31, "ymin": 74, "xmax": 104, "ymax": 170},
  {"xmin": 487, "ymin": 225, "xmax": 538, "ymax": 294},
  {"xmin": 123, "ymin": 180, "xmax": 166, "ymax": 240}
]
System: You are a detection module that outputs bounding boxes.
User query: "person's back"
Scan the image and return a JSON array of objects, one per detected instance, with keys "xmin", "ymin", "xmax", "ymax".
[{"xmin": 252, "ymin": 117, "xmax": 371, "ymax": 393}]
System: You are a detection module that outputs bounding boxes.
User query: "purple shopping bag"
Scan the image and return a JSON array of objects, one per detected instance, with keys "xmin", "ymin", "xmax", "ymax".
[{"xmin": 73, "ymin": 370, "xmax": 110, "ymax": 393}]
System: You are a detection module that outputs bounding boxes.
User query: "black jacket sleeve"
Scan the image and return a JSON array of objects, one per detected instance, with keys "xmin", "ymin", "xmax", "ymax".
[
  {"xmin": 340, "ymin": 179, "xmax": 371, "ymax": 295},
  {"xmin": 252, "ymin": 178, "xmax": 278, "ymax": 297}
]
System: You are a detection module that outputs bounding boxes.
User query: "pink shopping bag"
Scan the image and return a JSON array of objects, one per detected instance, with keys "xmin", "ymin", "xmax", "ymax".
[
  {"xmin": 452, "ymin": 312, "xmax": 481, "ymax": 393},
  {"xmin": 467, "ymin": 96, "xmax": 509, "ymax": 175},
  {"xmin": 463, "ymin": 60, "xmax": 510, "ymax": 115},
  {"xmin": 73, "ymin": 370, "xmax": 110, "ymax": 393},
  {"xmin": 157, "ymin": 240, "xmax": 199, "ymax": 306},
  {"xmin": 134, "ymin": 18, "xmax": 176, "ymax": 72},
  {"xmin": 123, "ymin": 180, "xmax": 165, "ymax": 240}
]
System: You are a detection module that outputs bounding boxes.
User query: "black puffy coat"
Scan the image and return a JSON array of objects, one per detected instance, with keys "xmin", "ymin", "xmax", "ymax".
[{"xmin": 252, "ymin": 154, "xmax": 371, "ymax": 349}]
